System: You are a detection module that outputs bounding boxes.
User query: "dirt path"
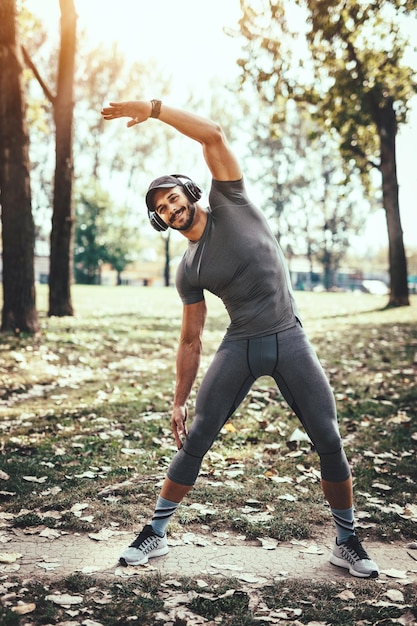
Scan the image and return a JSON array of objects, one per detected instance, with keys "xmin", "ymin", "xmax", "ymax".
[{"xmin": 2, "ymin": 527, "xmax": 417, "ymax": 585}]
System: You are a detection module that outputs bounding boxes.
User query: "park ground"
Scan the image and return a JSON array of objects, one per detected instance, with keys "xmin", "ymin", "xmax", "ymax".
[{"xmin": 0, "ymin": 287, "xmax": 416, "ymax": 625}]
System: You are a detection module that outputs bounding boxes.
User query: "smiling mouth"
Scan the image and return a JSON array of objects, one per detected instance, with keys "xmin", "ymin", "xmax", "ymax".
[{"xmin": 170, "ymin": 208, "xmax": 185, "ymax": 223}]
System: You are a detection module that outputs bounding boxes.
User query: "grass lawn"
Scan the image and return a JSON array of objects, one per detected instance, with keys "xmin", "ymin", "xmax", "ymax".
[{"xmin": 0, "ymin": 286, "xmax": 416, "ymax": 625}]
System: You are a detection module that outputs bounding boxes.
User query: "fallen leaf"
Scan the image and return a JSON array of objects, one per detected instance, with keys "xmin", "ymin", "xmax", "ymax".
[
  {"xmin": 399, "ymin": 503, "xmax": 417, "ymax": 520},
  {"xmin": 387, "ymin": 412, "xmax": 411, "ymax": 425},
  {"xmin": 289, "ymin": 427, "xmax": 312, "ymax": 444},
  {"xmin": 0, "ymin": 552, "xmax": 22, "ymax": 563},
  {"xmin": 98, "ymin": 479, "xmax": 134, "ymax": 495},
  {"xmin": 74, "ymin": 471, "xmax": 97, "ymax": 479},
  {"xmin": 11, "ymin": 602, "xmax": 36, "ymax": 615},
  {"xmin": 209, "ymin": 561, "xmax": 243, "ymax": 572},
  {"xmin": 182, "ymin": 532, "xmax": 212, "ymax": 546},
  {"xmin": 114, "ymin": 565, "xmax": 151, "ymax": 577},
  {"xmin": 0, "ymin": 563, "xmax": 20, "ymax": 572},
  {"xmin": 23, "ymin": 475, "xmax": 48, "ymax": 483},
  {"xmin": 120, "ymin": 448, "xmax": 144, "ymax": 456},
  {"xmin": 188, "ymin": 502, "xmax": 218, "ymax": 516},
  {"xmin": 385, "ymin": 589, "xmax": 405, "ymax": 603},
  {"xmin": 336, "ymin": 590, "xmax": 356, "ymax": 600},
  {"xmin": 372, "ymin": 482, "xmax": 392, "ymax": 491},
  {"xmin": 40, "ymin": 486, "xmax": 62, "ymax": 497},
  {"xmin": 381, "ymin": 568, "xmax": 408, "ymax": 579},
  {"xmin": 37, "ymin": 562, "xmax": 61, "ymax": 570},
  {"xmin": 236, "ymin": 572, "xmax": 268, "ymax": 584},
  {"xmin": 71, "ymin": 502, "xmax": 90, "ymax": 515},
  {"xmin": 79, "ymin": 565, "xmax": 102, "ymax": 574},
  {"xmin": 299, "ymin": 544, "xmax": 324, "ymax": 555},
  {"xmin": 163, "ymin": 591, "xmax": 198, "ymax": 609},
  {"xmin": 245, "ymin": 498, "xmax": 262, "ymax": 507},
  {"xmin": 39, "ymin": 528, "xmax": 61, "ymax": 539},
  {"xmin": 46, "ymin": 594, "xmax": 83, "ymax": 606},
  {"xmin": 212, "ymin": 531, "xmax": 230, "ymax": 539},
  {"xmin": 257, "ymin": 537, "xmax": 278, "ymax": 550},
  {"xmin": 88, "ymin": 528, "xmax": 114, "ymax": 541},
  {"xmin": 272, "ymin": 607, "xmax": 303, "ymax": 619}
]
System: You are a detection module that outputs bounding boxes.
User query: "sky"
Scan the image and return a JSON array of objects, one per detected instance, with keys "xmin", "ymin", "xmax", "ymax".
[{"xmin": 24, "ymin": 0, "xmax": 416, "ymax": 254}]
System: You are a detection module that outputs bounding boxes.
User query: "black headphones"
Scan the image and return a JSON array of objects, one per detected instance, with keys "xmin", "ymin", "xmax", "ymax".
[{"xmin": 148, "ymin": 174, "xmax": 203, "ymax": 232}]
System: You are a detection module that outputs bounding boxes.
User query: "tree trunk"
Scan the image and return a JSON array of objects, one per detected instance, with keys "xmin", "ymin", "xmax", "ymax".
[
  {"xmin": 379, "ymin": 98, "xmax": 409, "ymax": 307},
  {"xmin": 48, "ymin": 0, "xmax": 77, "ymax": 316},
  {"xmin": 0, "ymin": 0, "xmax": 38, "ymax": 334}
]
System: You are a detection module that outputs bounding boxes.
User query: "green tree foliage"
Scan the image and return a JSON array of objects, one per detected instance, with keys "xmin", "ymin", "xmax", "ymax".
[
  {"xmin": 242, "ymin": 101, "xmax": 366, "ymax": 287},
  {"xmin": 75, "ymin": 42, "xmax": 135, "ymax": 181},
  {"xmin": 19, "ymin": 6, "xmax": 175, "ymax": 294},
  {"xmin": 75, "ymin": 44, "xmax": 172, "ymax": 186},
  {"xmin": 74, "ymin": 184, "xmax": 137, "ymax": 285},
  {"xmin": 237, "ymin": 0, "xmax": 417, "ymax": 305},
  {"xmin": 100, "ymin": 204, "xmax": 138, "ymax": 286},
  {"xmin": 74, "ymin": 194, "xmax": 106, "ymax": 285}
]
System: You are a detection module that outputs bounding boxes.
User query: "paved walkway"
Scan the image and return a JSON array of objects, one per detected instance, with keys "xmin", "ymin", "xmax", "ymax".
[{"xmin": 2, "ymin": 528, "xmax": 417, "ymax": 584}]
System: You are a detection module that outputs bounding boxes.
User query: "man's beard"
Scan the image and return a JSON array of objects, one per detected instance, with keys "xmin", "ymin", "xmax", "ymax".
[{"xmin": 169, "ymin": 202, "xmax": 196, "ymax": 231}]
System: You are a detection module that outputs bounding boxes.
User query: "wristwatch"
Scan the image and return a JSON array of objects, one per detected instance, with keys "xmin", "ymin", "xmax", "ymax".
[{"xmin": 150, "ymin": 99, "xmax": 162, "ymax": 118}]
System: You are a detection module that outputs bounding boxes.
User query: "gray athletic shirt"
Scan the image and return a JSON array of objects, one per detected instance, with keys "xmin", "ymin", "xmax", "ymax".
[{"xmin": 176, "ymin": 178, "xmax": 300, "ymax": 340}]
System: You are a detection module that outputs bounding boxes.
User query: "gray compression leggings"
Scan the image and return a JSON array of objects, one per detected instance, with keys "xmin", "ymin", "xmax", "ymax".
[{"xmin": 168, "ymin": 322, "xmax": 350, "ymax": 486}]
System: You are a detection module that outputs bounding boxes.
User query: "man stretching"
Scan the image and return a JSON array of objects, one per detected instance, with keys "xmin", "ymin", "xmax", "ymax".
[{"xmin": 101, "ymin": 99, "xmax": 379, "ymax": 578}]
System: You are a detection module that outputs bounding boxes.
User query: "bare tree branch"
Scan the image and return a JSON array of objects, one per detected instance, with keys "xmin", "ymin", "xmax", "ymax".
[{"xmin": 21, "ymin": 44, "xmax": 56, "ymax": 104}]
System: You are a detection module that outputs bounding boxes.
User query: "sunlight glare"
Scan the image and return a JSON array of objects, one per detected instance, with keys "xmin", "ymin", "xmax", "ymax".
[{"xmin": 25, "ymin": 0, "xmax": 242, "ymax": 91}]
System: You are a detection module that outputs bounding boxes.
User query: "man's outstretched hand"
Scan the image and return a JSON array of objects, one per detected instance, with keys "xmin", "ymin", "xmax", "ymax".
[{"xmin": 101, "ymin": 101, "xmax": 151, "ymax": 127}]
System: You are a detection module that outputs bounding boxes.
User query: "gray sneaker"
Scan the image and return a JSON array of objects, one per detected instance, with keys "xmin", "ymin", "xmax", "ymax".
[
  {"xmin": 330, "ymin": 535, "xmax": 379, "ymax": 578},
  {"xmin": 119, "ymin": 525, "xmax": 168, "ymax": 566}
]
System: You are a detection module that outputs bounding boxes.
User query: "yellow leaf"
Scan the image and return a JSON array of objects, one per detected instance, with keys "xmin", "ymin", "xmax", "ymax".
[
  {"xmin": 11, "ymin": 603, "xmax": 36, "ymax": 615},
  {"xmin": 0, "ymin": 553, "xmax": 22, "ymax": 563}
]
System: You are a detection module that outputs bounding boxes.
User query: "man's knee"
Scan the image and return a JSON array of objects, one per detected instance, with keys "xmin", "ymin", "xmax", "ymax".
[
  {"xmin": 319, "ymin": 446, "xmax": 350, "ymax": 482},
  {"xmin": 167, "ymin": 447, "xmax": 201, "ymax": 486}
]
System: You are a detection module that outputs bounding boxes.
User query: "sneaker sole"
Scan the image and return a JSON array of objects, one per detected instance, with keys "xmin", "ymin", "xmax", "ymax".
[
  {"xmin": 330, "ymin": 554, "xmax": 379, "ymax": 578},
  {"xmin": 119, "ymin": 546, "xmax": 169, "ymax": 567}
]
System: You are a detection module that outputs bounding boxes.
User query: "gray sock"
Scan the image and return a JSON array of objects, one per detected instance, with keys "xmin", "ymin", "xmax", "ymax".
[
  {"xmin": 151, "ymin": 496, "xmax": 180, "ymax": 537},
  {"xmin": 331, "ymin": 506, "xmax": 355, "ymax": 543}
]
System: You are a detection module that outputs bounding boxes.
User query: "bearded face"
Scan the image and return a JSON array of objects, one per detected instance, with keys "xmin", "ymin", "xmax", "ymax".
[
  {"xmin": 168, "ymin": 200, "xmax": 196, "ymax": 231},
  {"xmin": 153, "ymin": 186, "xmax": 196, "ymax": 232}
]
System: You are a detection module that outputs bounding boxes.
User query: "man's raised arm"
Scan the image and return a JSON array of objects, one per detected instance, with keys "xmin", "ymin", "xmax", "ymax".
[{"xmin": 101, "ymin": 100, "xmax": 242, "ymax": 182}]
